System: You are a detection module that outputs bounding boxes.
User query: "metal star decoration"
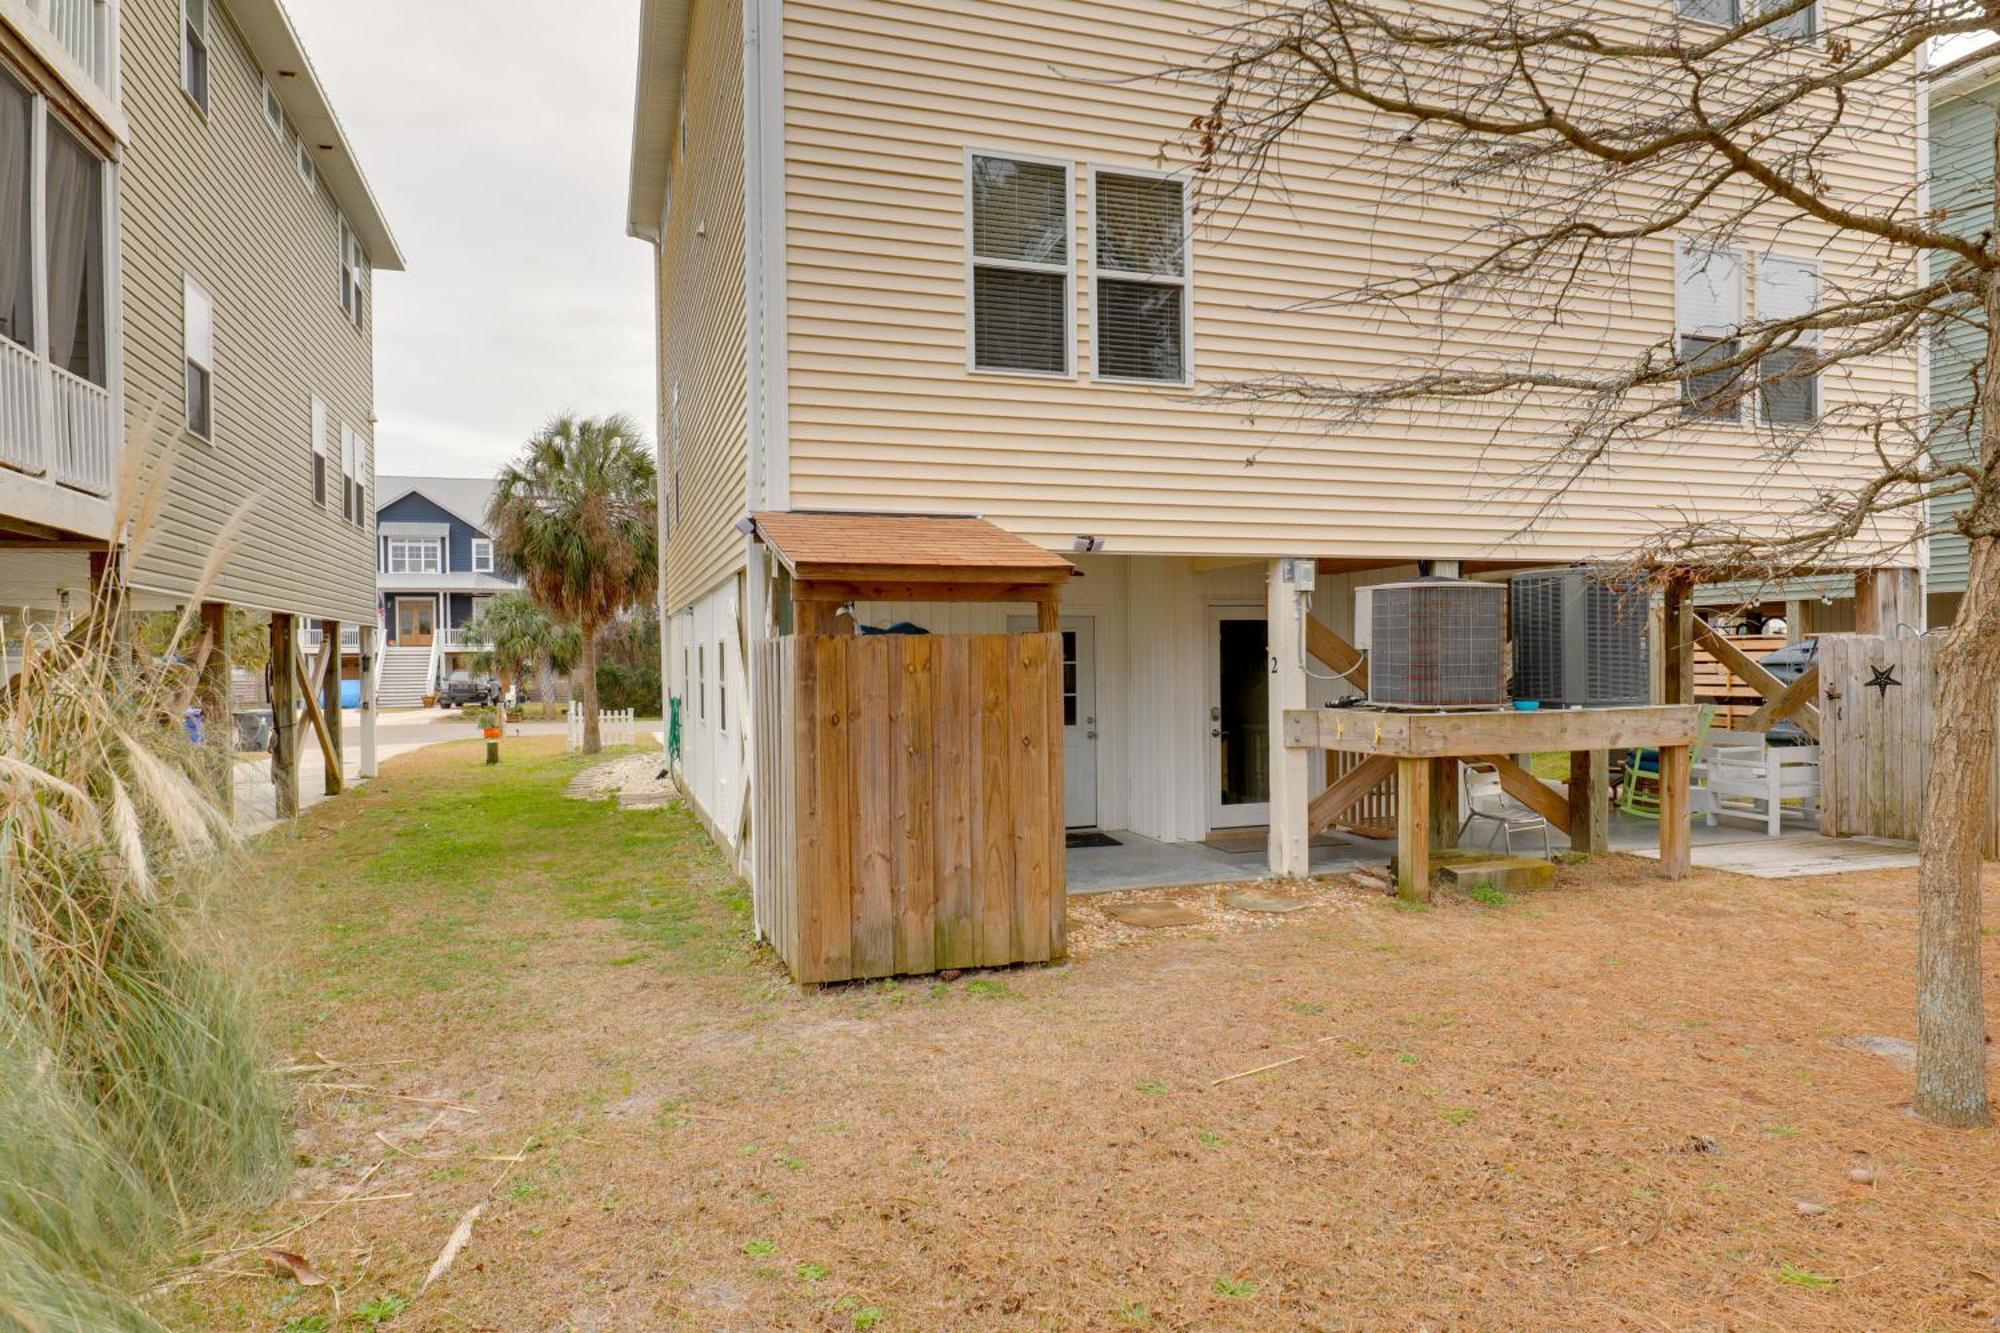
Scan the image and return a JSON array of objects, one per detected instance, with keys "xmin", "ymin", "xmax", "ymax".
[{"xmin": 1865, "ymin": 664, "xmax": 1901, "ymax": 699}]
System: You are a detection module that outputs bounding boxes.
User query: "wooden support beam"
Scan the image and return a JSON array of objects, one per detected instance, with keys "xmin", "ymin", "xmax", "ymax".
[
  {"xmin": 1305, "ymin": 616, "xmax": 1368, "ymax": 692},
  {"xmin": 270, "ymin": 614, "xmax": 299, "ymax": 819},
  {"xmin": 319, "ymin": 620, "xmax": 343, "ymax": 796},
  {"xmin": 1306, "ymin": 753, "xmax": 1396, "ymax": 834},
  {"xmin": 293, "ymin": 646, "xmax": 338, "ymax": 787},
  {"xmin": 1429, "ymin": 757, "xmax": 1460, "ymax": 852},
  {"xmin": 1268, "ymin": 562, "xmax": 1311, "ymax": 878},
  {"xmin": 1740, "ymin": 664, "xmax": 1821, "ymax": 738},
  {"xmin": 359, "ymin": 624, "xmax": 379, "ymax": 779},
  {"xmin": 1395, "ymin": 756, "xmax": 1431, "ymax": 901},
  {"xmin": 1693, "ymin": 616, "xmax": 1821, "ymax": 739},
  {"xmin": 1658, "ymin": 744, "xmax": 1692, "ymax": 878},
  {"xmin": 794, "ymin": 580, "xmax": 1068, "ymax": 605},
  {"xmin": 198, "ymin": 602, "xmax": 233, "ymax": 816},
  {"xmin": 1662, "ymin": 572, "xmax": 1695, "ymax": 706},
  {"xmin": 1854, "ymin": 567, "xmax": 1923, "ymax": 636},
  {"xmin": 1035, "ymin": 590, "xmax": 1060, "ymax": 634},
  {"xmin": 1567, "ymin": 749, "xmax": 1609, "ymax": 856},
  {"xmin": 1467, "ymin": 754, "xmax": 1573, "ymax": 835}
]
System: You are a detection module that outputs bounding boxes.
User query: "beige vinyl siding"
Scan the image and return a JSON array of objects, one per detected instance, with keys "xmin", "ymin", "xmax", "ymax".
[
  {"xmin": 117, "ymin": 0, "xmax": 375, "ymax": 622},
  {"xmin": 659, "ymin": 0, "xmax": 747, "ymax": 614},
  {"xmin": 780, "ymin": 0, "xmax": 1921, "ymax": 565}
]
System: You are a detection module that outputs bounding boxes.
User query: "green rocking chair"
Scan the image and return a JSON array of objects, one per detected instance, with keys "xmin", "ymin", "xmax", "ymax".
[{"xmin": 1618, "ymin": 704, "xmax": 1717, "ymax": 820}]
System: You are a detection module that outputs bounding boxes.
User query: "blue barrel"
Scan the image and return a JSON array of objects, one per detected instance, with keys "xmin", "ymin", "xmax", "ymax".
[{"xmin": 340, "ymin": 678, "xmax": 362, "ymax": 709}]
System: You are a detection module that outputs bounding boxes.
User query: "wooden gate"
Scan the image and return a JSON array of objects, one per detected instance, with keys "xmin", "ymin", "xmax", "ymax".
[
  {"xmin": 754, "ymin": 631, "xmax": 1065, "ymax": 985},
  {"xmin": 1816, "ymin": 633, "xmax": 2000, "ymax": 855}
]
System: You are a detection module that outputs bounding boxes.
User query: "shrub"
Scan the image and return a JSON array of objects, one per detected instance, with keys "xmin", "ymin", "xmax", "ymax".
[{"xmin": 595, "ymin": 661, "xmax": 662, "ymax": 715}]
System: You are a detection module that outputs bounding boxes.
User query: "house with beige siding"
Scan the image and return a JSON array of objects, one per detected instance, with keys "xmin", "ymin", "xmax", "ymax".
[
  {"xmin": 627, "ymin": 0, "xmax": 1925, "ymax": 881},
  {"xmin": 1, "ymin": 0, "xmax": 401, "ymax": 800}
]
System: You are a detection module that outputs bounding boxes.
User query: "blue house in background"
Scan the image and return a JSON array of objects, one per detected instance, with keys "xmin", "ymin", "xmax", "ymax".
[{"xmin": 374, "ymin": 476, "xmax": 526, "ymax": 706}]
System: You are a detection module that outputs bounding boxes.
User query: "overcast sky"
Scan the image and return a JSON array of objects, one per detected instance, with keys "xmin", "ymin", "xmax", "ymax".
[{"xmin": 289, "ymin": 0, "xmax": 654, "ymax": 481}]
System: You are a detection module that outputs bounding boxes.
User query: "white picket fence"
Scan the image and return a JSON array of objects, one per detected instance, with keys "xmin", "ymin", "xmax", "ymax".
[{"xmin": 568, "ymin": 701, "xmax": 636, "ymax": 750}]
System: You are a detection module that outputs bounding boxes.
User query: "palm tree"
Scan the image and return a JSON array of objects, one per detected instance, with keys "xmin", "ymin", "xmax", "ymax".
[
  {"xmin": 487, "ymin": 414, "xmax": 657, "ymax": 752},
  {"xmin": 465, "ymin": 592, "xmax": 579, "ymax": 726}
]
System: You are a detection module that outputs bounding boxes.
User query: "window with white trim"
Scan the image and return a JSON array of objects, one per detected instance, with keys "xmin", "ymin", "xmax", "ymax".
[
  {"xmin": 184, "ymin": 275, "xmax": 214, "ymax": 439},
  {"xmin": 471, "ymin": 538, "xmax": 494, "ymax": 573},
  {"xmin": 716, "ymin": 640, "xmax": 727, "ymax": 733},
  {"xmin": 967, "ymin": 152, "xmax": 1071, "ymax": 375},
  {"xmin": 1757, "ymin": 253, "xmax": 1820, "ymax": 426},
  {"xmin": 297, "ymin": 138, "xmax": 315, "ymax": 190},
  {"xmin": 1676, "ymin": 0, "xmax": 1815, "ymax": 39},
  {"xmin": 339, "ymin": 217, "xmax": 366, "ymax": 329},
  {"xmin": 386, "ymin": 539, "xmax": 441, "ymax": 574},
  {"xmin": 697, "ymin": 643, "xmax": 706, "ymax": 720},
  {"xmin": 349, "ymin": 427, "xmax": 367, "ymax": 526},
  {"xmin": 1676, "ymin": 240, "xmax": 1744, "ymax": 423},
  {"xmin": 339, "ymin": 423, "xmax": 358, "ymax": 522},
  {"xmin": 182, "ymin": 0, "xmax": 209, "ymax": 113},
  {"xmin": 1093, "ymin": 169, "xmax": 1190, "ymax": 383},
  {"xmin": 263, "ymin": 81, "xmax": 282, "ymax": 137},
  {"xmin": 310, "ymin": 395, "xmax": 328, "ymax": 504}
]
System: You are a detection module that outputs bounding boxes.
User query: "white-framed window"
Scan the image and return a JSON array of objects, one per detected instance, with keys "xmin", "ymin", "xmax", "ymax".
[
  {"xmin": 339, "ymin": 423, "xmax": 358, "ymax": 522},
  {"xmin": 471, "ymin": 538, "xmax": 495, "ymax": 573},
  {"xmin": 263, "ymin": 81, "xmax": 283, "ymax": 137},
  {"xmin": 310, "ymin": 395, "xmax": 328, "ymax": 504},
  {"xmin": 297, "ymin": 138, "xmax": 315, "ymax": 190},
  {"xmin": 966, "ymin": 150, "xmax": 1073, "ymax": 376},
  {"xmin": 1676, "ymin": 239, "xmax": 1744, "ymax": 423},
  {"xmin": 182, "ymin": 0, "xmax": 209, "ymax": 113},
  {"xmin": 339, "ymin": 217, "xmax": 366, "ymax": 329},
  {"xmin": 386, "ymin": 539, "xmax": 441, "ymax": 574},
  {"xmin": 184, "ymin": 274, "xmax": 214, "ymax": 440},
  {"xmin": 44, "ymin": 117, "xmax": 107, "ymax": 388},
  {"xmin": 349, "ymin": 427, "xmax": 367, "ymax": 526},
  {"xmin": 1676, "ymin": 0, "xmax": 1815, "ymax": 39},
  {"xmin": 1757, "ymin": 252, "xmax": 1820, "ymax": 426},
  {"xmin": 697, "ymin": 643, "xmax": 706, "ymax": 720},
  {"xmin": 716, "ymin": 640, "xmax": 727, "ymax": 733},
  {"xmin": 666, "ymin": 382, "xmax": 682, "ymax": 530},
  {"xmin": 1091, "ymin": 167, "xmax": 1191, "ymax": 384}
]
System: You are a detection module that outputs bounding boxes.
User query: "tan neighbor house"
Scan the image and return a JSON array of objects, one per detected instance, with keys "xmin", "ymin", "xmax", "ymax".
[
  {"xmin": 1, "ymin": 0, "xmax": 402, "ymax": 791},
  {"xmin": 627, "ymin": 0, "xmax": 1923, "ymax": 883}
]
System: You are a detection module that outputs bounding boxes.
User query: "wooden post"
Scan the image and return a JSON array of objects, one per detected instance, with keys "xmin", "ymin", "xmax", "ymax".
[
  {"xmin": 1428, "ymin": 757, "xmax": 1460, "ymax": 852},
  {"xmin": 359, "ymin": 624, "xmax": 379, "ymax": 779},
  {"xmin": 1035, "ymin": 588, "xmax": 1060, "ymax": 634},
  {"xmin": 319, "ymin": 620, "xmax": 343, "ymax": 796},
  {"xmin": 198, "ymin": 601, "xmax": 233, "ymax": 815},
  {"xmin": 87, "ymin": 548, "xmax": 130, "ymax": 657},
  {"xmin": 1567, "ymin": 749, "xmax": 1609, "ymax": 856},
  {"xmin": 270, "ymin": 613, "xmax": 299, "ymax": 818},
  {"xmin": 1267, "ymin": 561, "xmax": 1311, "ymax": 879},
  {"xmin": 1855, "ymin": 567, "xmax": 1923, "ymax": 636},
  {"xmin": 1658, "ymin": 744, "xmax": 1691, "ymax": 878},
  {"xmin": 1395, "ymin": 756, "xmax": 1431, "ymax": 901},
  {"xmin": 1662, "ymin": 572, "xmax": 1695, "ymax": 706}
]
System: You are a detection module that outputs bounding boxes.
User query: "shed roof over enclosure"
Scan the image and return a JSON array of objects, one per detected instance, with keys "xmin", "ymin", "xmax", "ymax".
[{"xmin": 751, "ymin": 512, "xmax": 1076, "ymax": 586}]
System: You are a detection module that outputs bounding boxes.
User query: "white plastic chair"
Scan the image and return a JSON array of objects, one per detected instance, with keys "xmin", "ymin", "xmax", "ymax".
[{"xmin": 1458, "ymin": 762, "xmax": 1553, "ymax": 859}]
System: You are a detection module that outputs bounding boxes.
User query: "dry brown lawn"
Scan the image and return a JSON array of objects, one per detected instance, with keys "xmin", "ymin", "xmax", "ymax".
[{"xmin": 160, "ymin": 737, "xmax": 2000, "ymax": 1331}]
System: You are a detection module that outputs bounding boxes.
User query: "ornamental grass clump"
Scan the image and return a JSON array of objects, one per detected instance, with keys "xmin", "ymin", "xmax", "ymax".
[{"xmin": 1, "ymin": 441, "xmax": 284, "ymax": 1327}]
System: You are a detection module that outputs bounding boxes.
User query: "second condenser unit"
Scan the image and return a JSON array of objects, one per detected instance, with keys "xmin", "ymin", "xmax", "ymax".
[{"xmin": 1509, "ymin": 568, "xmax": 1651, "ymax": 708}]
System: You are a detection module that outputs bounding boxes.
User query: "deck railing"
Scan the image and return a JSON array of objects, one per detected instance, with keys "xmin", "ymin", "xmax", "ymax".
[
  {"xmin": 50, "ymin": 365, "xmax": 113, "ymax": 495},
  {"xmin": 0, "ymin": 338, "xmax": 41, "ymax": 476},
  {"xmin": 440, "ymin": 627, "xmax": 492, "ymax": 651},
  {"xmin": 301, "ymin": 625, "xmax": 364, "ymax": 655}
]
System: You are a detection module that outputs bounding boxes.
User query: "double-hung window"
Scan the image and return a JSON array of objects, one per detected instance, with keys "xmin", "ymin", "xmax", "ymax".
[
  {"xmin": 967, "ymin": 152, "xmax": 1072, "ymax": 375},
  {"xmin": 1676, "ymin": 0, "xmax": 1815, "ymax": 39},
  {"xmin": 471, "ymin": 538, "xmax": 495, "ymax": 573},
  {"xmin": 184, "ymin": 275, "xmax": 214, "ymax": 440},
  {"xmin": 349, "ymin": 427, "xmax": 367, "ymax": 526},
  {"xmin": 1756, "ymin": 253, "xmax": 1820, "ymax": 426},
  {"xmin": 339, "ymin": 423, "xmax": 358, "ymax": 522},
  {"xmin": 387, "ymin": 539, "xmax": 441, "ymax": 575},
  {"xmin": 182, "ymin": 0, "xmax": 209, "ymax": 113},
  {"xmin": 310, "ymin": 395, "xmax": 328, "ymax": 504},
  {"xmin": 339, "ymin": 217, "xmax": 366, "ymax": 329},
  {"xmin": 1093, "ymin": 169, "xmax": 1190, "ymax": 383},
  {"xmin": 297, "ymin": 138, "xmax": 315, "ymax": 190},
  {"xmin": 1676, "ymin": 240, "xmax": 1744, "ymax": 423},
  {"xmin": 263, "ymin": 82, "xmax": 283, "ymax": 137}
]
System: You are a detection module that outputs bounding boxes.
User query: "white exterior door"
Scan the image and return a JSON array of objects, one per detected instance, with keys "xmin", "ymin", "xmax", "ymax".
[
  {"xmin": 1012, "ymin": 615, "xmax": 1097, "ymax": 828},
  {"xmin": 1208, "ymin": 607, "xmax": 1270, "ymax": 829}
]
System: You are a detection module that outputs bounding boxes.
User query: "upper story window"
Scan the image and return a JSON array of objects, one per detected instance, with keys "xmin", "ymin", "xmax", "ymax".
[
  {"xmin": 967, "ymin": 152, "xmax": 1072, "ymax": 376},
  {"xmin": 1758, "ymin": 253, "xmax": 1819, "ymax": 426},
  {"xmin": 1677, "ymin": 0, "xmax": 1815, "ymax": 39},
  {"xmin": 310, "ymin": 395, "xmax": 328, "ymax": 504},
  {"xmin": 182, "ymin": 0, "xmax": 209, "ymax": 113},
  {"xmin": 263, "ymin": 82, "xmax": 283, "ymax": 138},
  {"xmin": 471, "ymin": 538, "xmax": 494, "ymax": 573},
  {"xmin": 1093, "ymin": 170, "xmax": 1190, "ymax": 384},
  {"xmin": 296, "ymin": 138, "xmax": 315, "ymax": 190},
  {"xmin": 339, "ymin": 422, "xmax": 358, "ymax": 522},
  {"xmin": 349, "ymin": 428, "xmax": 367, "ymax": 526},
  {"xmin": 184, "ymin": 274, "xmax": 214, "ymax": 439},
  {"xmin": 386, "ymin": 538, "xmax": 440, "ymax": 574},
  {"xmin": 339, "ymin": 217, "xmax": 366, "ymax": 329},
  {"xmin": 1676, "ymin": 240, "xmax": 1744, "ymax": 423}
]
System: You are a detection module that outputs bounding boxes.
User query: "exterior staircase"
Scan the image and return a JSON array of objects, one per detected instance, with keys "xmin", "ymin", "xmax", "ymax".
[{"xmin": 377, "ymin": 645, "xmax": 435, "ymax": 709}]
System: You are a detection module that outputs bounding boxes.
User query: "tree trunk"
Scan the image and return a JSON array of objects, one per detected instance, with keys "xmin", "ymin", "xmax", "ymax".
[
  {"xmin": 538, "ymin": 654, "xmax": 556, "ymax": 720},
  {"xmin": 496, "ymin": 666, "xmax": 512, "ymax": 728},
  {"xmin": 580, "ymin": 622, "xmax": 602, "ymax": 754}
]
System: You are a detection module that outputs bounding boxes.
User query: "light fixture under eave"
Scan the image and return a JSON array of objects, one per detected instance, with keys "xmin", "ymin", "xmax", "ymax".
[{"xmin": 1072, "ymin": 535, "xmax": 1106, "ymax": 553}]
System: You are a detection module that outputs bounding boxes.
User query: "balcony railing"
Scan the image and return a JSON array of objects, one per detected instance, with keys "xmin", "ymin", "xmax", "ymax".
[
  {"xmin": 301, "ymin": 625, "xmax": 364, "ymax": 655},
  {"xmin": 0, "ymin": 338, "xmax": 116, "ymax": 497},
  {"xmin": 440, "ymin": 627, "xmax": 492, "ymax": 652},
  {"xmin": 26, "ymin": 0, "xmax": 112, "ymax": 93}
]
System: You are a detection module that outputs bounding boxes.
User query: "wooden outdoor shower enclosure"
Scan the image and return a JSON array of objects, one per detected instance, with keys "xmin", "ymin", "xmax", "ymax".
[{"xmin": 747, "ymin": 513, "xmax": 1076, "ymax": 985}]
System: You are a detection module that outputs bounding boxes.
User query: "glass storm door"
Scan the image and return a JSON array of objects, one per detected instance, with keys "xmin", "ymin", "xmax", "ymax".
[{"xmin": 1208, "ymin": 609, "xmax": 1270, "ymax": 829}]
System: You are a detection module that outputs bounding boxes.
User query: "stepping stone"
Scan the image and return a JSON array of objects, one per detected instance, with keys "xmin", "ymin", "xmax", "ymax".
[
  {"xmin": 1102, "ymin": 900, "xmax": 1206, "ymax": 928},
  {"xmin": 1223, "ymin": 889, "xmax": 1311, "ymax": 914}
]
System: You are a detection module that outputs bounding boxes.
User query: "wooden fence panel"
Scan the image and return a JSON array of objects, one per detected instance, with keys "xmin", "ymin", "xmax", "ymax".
[
  {"xmin": 1817, "ymin": 634, "xmax": 1970, "ymax": 850},
  {"xmin": 754, "ymin": 632, "xmax": 1065, "ymax": 984},
  {"xmin": 1695, "ymin": 632, "xmax": 1789, "ymax": 729}
]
